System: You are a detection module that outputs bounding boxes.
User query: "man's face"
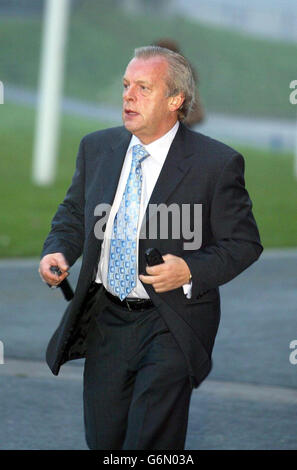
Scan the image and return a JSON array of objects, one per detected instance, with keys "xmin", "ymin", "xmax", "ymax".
[{"xmin": 122, "ymin": 56, "xmax": 180, "ymax": 144}]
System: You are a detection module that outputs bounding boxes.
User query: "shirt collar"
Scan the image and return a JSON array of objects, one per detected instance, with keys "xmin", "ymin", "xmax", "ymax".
[{"xmin": 128, "ymin": 121, "xmax": 180, "ymax": 166}]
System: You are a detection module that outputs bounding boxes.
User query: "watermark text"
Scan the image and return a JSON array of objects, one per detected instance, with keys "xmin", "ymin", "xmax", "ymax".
[
  {"xmin": 289, "ymin": 340, "xmax": 297, "ymax": 365},
  {"xmin": 0, "ymin": 340, "xmax": 4, "ymax": 364},
  {"xmin": 289, "ymin": 80, "xmax": 297, "ymax": 104},
  {"xmin": 94, "ymin": 203, "xmax": 202, "ymax": 250},
  {"xmin": 0, "ymin": 81, "xmax": 3, "ymax": 104}
]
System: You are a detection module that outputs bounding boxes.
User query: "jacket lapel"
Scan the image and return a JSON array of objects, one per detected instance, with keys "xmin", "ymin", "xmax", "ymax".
[
  {"xmin": 85, "ymin": 127, "xmax": 132, "ymax": 266},
  {"xmin": 95, "ymin": 128, "xmax": 131, "ymax": 208},
  {"xmin": 140, "ymin": 123, "xmax": 195, "ymax": 235},
  {"xmin": 87, "ymin": 128, "xmax": 131, "ymax": 234}
]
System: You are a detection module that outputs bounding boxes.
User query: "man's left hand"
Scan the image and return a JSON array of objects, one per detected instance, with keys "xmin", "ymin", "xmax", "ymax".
[{"xmin": 139, "ymin": 254, "xmax": 191, "ymax": 293}]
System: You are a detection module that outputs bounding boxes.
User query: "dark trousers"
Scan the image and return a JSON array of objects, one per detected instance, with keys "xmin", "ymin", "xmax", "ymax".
[{"xmin": 83, "ymin": 291, "xmax": 193, "ymax": 450}]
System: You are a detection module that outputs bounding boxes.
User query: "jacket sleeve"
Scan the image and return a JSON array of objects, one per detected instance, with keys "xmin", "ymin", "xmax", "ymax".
[
  {"xmin": 183, "ymin": 152, "xmax": 263, "ymax": 299},
  {"xmin": 41, "ymin": 138, "xmax": 86, "ymax": 267}
]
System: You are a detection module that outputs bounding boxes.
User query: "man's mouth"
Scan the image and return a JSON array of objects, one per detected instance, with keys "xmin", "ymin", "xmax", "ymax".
[{"xmin": 124, "ymin": 109, "xmax": 139, "ymax": 117}]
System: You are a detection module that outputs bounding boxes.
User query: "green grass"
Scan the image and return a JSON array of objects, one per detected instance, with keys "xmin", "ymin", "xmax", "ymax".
[
  {"xmin": 237, "ymin": 145, "xmax": 297, "ymax": 248},
  {"xmin": 0, "ymin": 102, "xmax": 296, "ymax": 258},
  {"xmin": 0, "ymin": 1, "xmax": 296, "ymax": 119},
  {"xmin": 0, "ymin": 102, "xmax": 107, "ymax": 257}
]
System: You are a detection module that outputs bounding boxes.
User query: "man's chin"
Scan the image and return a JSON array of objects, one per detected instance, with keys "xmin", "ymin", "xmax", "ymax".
[{"xmin": 123, "ymin": 119, "xmax": 140, "ymax": 134}]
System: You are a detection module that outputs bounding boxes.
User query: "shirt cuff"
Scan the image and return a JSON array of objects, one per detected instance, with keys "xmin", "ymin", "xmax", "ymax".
[{"xmin": 182, "ymin": 281, "xmax": 192, "ymax": 299}]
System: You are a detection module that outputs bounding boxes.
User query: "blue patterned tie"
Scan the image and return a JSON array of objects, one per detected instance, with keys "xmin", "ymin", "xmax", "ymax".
[{"xmin": 107, "ymin": 144, "xmax": 150, "ymax": 300}]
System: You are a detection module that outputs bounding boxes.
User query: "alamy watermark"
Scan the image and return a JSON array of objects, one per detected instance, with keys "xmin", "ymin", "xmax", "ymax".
[
  {"xmin": 289, "ymin": 80, "xmax": 297, "ymax": 104},
  {"xmin": 0, "ymin": 340, "xmax": 4, "ymax": 364},
  {"xmin": 289, "ymin": 340, "xmax": 297, "ymax": 365},
  {"xmin": 0, "ymin": 81, "xmax": 3, "ymax": 104},
  {"xmin": 94, "ymin": 203, "xmax": 202, "ymax": 250}
]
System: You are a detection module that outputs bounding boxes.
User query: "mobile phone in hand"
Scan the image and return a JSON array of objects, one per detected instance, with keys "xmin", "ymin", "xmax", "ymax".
[{"xmin": 145, "ymin": 248, "xmax": 164, "ymax": 267}]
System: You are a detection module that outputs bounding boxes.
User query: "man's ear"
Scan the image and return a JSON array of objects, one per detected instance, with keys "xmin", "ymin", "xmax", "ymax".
[{"xmin": 168, "ymin": 93, "xmax": 185, "ymax": 112}]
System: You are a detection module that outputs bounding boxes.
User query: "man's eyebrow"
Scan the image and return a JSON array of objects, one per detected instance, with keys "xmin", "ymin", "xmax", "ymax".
[
  {"xmin": 123, "ymin": 78, "xmax": 153, "ymax": 87},
  {"xmin": 137, "ymin": 80, "xmax": 152, "ymax": 86}
]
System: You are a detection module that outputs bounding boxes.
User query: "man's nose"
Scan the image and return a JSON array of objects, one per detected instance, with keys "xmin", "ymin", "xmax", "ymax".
[{"xmin": 123, "ymin": 86, "xmax": 136, "ymax": 102}]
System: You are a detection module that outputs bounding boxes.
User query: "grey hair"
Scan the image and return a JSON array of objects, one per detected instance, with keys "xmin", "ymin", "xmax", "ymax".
[{"xmin": 133, "ymin": 45, "xmax": 196, "ymax": 121}]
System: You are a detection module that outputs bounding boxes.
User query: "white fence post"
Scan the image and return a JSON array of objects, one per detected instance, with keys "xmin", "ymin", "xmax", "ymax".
[{"xmin": 32, "ymin": 0, "xmax": 70, "ymax": 186}]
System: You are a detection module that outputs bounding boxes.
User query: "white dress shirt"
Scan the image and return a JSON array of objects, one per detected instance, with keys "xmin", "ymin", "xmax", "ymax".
[{"xmin": 95, "ymin": 120, "xmax": 192, "ymax": 299}]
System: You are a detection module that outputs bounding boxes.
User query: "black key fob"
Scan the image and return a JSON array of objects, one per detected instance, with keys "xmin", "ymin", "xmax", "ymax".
[
  {"xmin": 48, "ymin": 266, "xmax": 74, "ymax": 301},
  {"xmin": 145, "ymin": 248, "xmax": 164, "ymax": 267},
  {"xmin": 50, "ymin": 266, "xmax": 62, "ymax": 276}
]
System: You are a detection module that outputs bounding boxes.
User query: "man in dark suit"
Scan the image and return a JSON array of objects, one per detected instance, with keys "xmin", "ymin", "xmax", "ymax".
[{"xmin": 39, "ymin": 46, "xmax": 263, "ymax": 450}]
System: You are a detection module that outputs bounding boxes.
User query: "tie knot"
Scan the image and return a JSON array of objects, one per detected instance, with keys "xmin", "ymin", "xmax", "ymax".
[{"xmin": 132, "ymin": 144, "xmax": 150, "ymax": 164}]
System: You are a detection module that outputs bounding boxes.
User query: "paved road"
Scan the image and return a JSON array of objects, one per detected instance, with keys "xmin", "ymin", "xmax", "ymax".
[
  {"xmin": 4, "ymin": 84, "xmax": 296, "ymax": 153},
  {"xmin": 0, "ymin": 249, "xmax": 296, "ymax": 449}
]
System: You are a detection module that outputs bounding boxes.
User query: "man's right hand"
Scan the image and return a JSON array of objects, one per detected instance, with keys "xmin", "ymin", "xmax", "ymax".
[{"xmin": 39, "ymin": 253, "xmax": 69, "ymax": 286}]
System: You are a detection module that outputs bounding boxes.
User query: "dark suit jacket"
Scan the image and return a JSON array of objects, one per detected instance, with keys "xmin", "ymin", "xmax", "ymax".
[{"xmin": 41, "ymin": 122, "xmax": 263, "ymax": 388}]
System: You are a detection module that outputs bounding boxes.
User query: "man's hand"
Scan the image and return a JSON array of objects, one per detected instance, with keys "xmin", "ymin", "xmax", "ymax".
[
  {"xmin": 139, "ymin": 254, "xmax": 191, "ymax": 293},
  {"xmin": 39, "ymin": 253, "xmax": 69, "ymax": 286}
]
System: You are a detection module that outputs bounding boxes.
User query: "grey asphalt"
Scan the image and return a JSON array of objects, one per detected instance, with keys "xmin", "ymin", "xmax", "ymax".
[
  {"xmin": 0, "ymin": 249, "xmax": 296, "ymax": 450},
  {"xmin": 5, "ymin": 83, "xmax": 296, "ymax": 153}
]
